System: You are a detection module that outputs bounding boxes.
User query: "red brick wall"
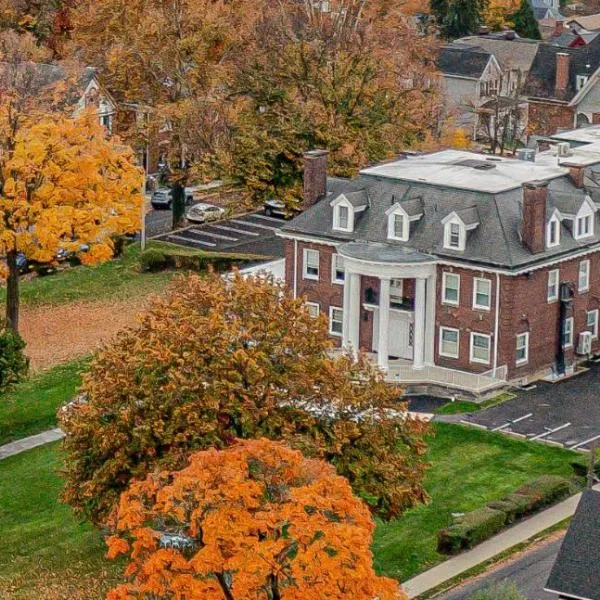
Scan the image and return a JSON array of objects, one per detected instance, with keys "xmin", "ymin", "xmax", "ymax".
[
  {"xmin": 528, "ymin": 101, "xmax": 574, "ymax": 136},
  {"xmin": 435, "ymin": 266, "xmax": 498, "ymax": 374}
]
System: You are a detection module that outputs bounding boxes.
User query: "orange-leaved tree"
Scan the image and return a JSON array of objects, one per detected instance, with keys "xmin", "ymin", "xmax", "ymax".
[
  {"xmin": 106, "ymin": 438, "xmax": 407, "ymax": 600},
  {"xmin": 0, "ymin": 111, "xmax": 142, "ymax": 331},
  {"xmin": 60, "ymin": 272, "xmax": 430, "ymax": 525}
]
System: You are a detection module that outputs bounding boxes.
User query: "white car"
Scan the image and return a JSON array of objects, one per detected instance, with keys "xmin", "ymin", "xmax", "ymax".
[{"xmin": 185, "ymin": 203, "xmax": 225, "ymax": 224}]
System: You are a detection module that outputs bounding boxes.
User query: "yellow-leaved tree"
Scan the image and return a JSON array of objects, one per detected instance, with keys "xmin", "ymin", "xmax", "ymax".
[{"xmin": 0, "ymin": 112, "xmax": 142, "ymax": 331}]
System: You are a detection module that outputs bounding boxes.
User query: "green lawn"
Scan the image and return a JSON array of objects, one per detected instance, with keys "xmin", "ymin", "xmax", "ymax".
[
  {"xmin": 0, "ymin": 243, "xmax": 175, "ymax": 308},
  {"xmin": 0, "ymin": 442, "xmax": 118, "ymax": 599},
  {"xmin": 373, "ymin": 423, "xmax": 583, "ymax": 582},
  {"xmin": 0, "ymin": 359, "xmax": 87, "ymax": 446}
]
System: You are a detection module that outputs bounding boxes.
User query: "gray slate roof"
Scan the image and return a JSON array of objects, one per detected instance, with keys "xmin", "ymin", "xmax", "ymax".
[
  {"xmin": 282, "ymin": 159, "xmax": 600, "ymax": 271},
  {"xmin": 457, "ymin": 36, "xmax": 540, "ymax": 74},
  {"xmin": 437, "ymin": 45, "xmax": 492, "ymax": 79},
  {"xmin": 545, "ymin": 489, "xmax": 600, "ymax": 600}
]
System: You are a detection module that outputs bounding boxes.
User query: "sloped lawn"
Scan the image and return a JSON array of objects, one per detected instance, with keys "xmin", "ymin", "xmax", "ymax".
[{"xmin": 373, "ymin": 423, "xmax": 583, "ymax": 582}]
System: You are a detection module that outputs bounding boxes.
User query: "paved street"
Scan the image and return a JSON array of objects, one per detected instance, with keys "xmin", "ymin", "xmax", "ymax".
[
  {"xmin": 153, "ymin": 211, "xmax": 286, "ymax": 258},
  {"xmin": 437, "ymin": 536, "xmax": 562, "ymax": 600},
  {"xmin": 463, "ymin": 365, "xmax": 600, "ymax": 451}
]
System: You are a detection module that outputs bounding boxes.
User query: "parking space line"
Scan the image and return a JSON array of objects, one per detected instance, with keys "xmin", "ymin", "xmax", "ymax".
[
  {"xmin": 491, "ymin": 413, "xmax": 533, "ymax": 432},
  {"xmin": 230, "ymin": 219, "xmax": 280, "ymax": 231},
  {"xmin": 210, "ymin": 224, "xmax": 260, "ymax": 236},
  {"xmin": 571, "ymin": 433, "xmax": 600, "ymax": 450},
  {"xmin": 189, "ymin": 229, "xmax": 238, "ymax": 242},
  {"xmin": 169, "ymin": 234, "xmax": 216, "ymax": 248},
  {"xmin": 530, "ymin": 422, "xmax": 571, "ymax": 441},
  {"xmin": 249, "ymin": 214, "xmax": 285, "ymax": 223}
]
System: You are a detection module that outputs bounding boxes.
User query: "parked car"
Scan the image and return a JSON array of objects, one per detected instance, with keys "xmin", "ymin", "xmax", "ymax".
[
  {"xmin": 263, "ymin": 198, "xmax": 300, "ymax": 219},
  {"xmin": 151, "ymin": 187, "xmax": 194, "ymax": 210},
  {"xmin": 186, "ymin": 203, "xmax": 225, "ymax": 224}
]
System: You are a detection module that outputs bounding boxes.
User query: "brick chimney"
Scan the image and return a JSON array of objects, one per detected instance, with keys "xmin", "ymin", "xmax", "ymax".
[
  {"xmin": 553, "ymin": 20, "xmax": 564, "ymax": 37},
  {"xmin": 555, "ymin": 53, "xmax": 570, "ymax": 94},
  {"xmin": 521, "ymin": 181, "xmax": 548, "ymax": 254},
  {"xmin": 562, "ymin": 162, "xmax": 586, "ymax": 187},
  {"xmin": 303, "ymin": 150, "xmax": 329, "ymax": 209}
]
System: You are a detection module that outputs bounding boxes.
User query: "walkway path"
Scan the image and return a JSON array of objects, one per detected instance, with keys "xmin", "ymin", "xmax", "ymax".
[
  {"xmin": 0, "ymin": 428, "xmax": 64, "ymax": 460},
  {"xmin": 402, "ymin": 484, "xmax": 600, "ymax": 598}
]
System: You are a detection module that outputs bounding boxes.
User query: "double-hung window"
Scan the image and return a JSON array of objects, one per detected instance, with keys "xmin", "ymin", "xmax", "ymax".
[
  {"xmin": 562, "ymin": 317, "xmax": 574, "ymax": 348},
  {"xmin": 303, "ymin": 249, "xmax": 320, "ymax": 280},
  {"xmin": 449, "ymin": 223, "xmax": 461, "ymax": 248},
  {"xmin": 470, "ymin": 332, "xmax": 491, "ymax": 364},
  {"xmin": 306, "ymin": 302, "xmax": 320, "ymax": 318},
  {"xmin": 579, "ymin": 260, "xmax": 590, "ymax": 293},
  {"xmin": 577, "ymin": 214, "xmax": 592, "ymax": 238},
  {"xmin": 442, "ymin": 272, "xmax": 460, "ymax": 306},
  {"xmin": 439, "ymin": 327, "xmax": 459, "ymax": 358},
  {"xmin": 331, "ymin": 254, "xmax": 345, "ymax": 284},
  {"xmin": 547, "ymin": 269, "xmax": 559, "ymax": 303},
  {"xmin": 329, "ymin": 307, "xmax": 343, "ymax": 336},
  {"xmin": 516, "ymin": 332, "xmax": 529, "ymax": 365},
  {"xmin": 473, "ymin": 278, "xmax": 492, "ymax": 310},
  {"xmin": 587, "ymin": 309, "xmax": 599, "ymax": 339},
  {"xmin": 337, "ymin": 205, "xmax": 349, "ymax": 230}
]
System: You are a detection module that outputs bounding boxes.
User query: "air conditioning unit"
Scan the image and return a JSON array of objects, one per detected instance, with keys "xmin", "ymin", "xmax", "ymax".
[
  {"xmin": 556, "ymin": 141, "xmax": 571, "ymax": 157},
  {"xmin": 577, "ymin": 331, "xmax": 592, "ymax": 355}
]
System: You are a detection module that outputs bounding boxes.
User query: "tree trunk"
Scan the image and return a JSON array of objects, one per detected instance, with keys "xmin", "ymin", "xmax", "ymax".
[
  {"xmin": 171, "ymin": 181, "xmax": 185, "ymax": 230},
  {"xmin": 6, "ymin": 250, "xmax": 20, "ymax": 333}
]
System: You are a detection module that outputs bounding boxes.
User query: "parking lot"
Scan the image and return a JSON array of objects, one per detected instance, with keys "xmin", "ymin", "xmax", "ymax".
[
  {"xmin": 154, "ymin": 211, "xmax": 286, "ymax": 258},
  {"xmin": 463, "ymin": 365, "xmax": 600, "ymax": 452}
]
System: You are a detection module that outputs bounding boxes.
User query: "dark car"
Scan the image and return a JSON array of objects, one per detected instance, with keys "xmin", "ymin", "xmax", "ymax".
[
  {"xmin": 151, "ymin": 187, "xmax": 195, "ymax": 210},
  {"xmin": 263, "ymin": 199, "xmax": 301, "ymax": 219}
]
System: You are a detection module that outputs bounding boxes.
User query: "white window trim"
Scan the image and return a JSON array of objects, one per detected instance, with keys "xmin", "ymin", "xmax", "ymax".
[
  {"xmin": 574, "ymin": 201, "xmax": 595, "ymax": 240},
  {"xmin": 516, "ymin": 332, "xmax": 529, "ymax": 366},
  {"xmin": 331, "ymin": 254, "xmax": 345, "ymax": 285},
  {"xmin": 386, "ymin": 206, "xmax": 410, "ymax": 241},
  {"xmin": 441, "ymin": 272, "xmax": 460, "ymax": 306},
  {"xmin": 306, "ymin": 301, "xmax": 320, "ymax": 318},
  {"xmin": 548, "ymin": 269, "xmax": 560, "ymax": 303},
  {"xmin": 439, "ymin": 326, "xmax": 460, "ymax": 359},
  {"xmin": 302, "ymin": 248, "xmax": 320, "ymax": 281},
  {"xmin": 443, "ymin": 217, "xmax": 466, "ymax": 251},
  {"xmin": 588, "ymin": 309, "xmax": 599, "ymax": 339},
  {"xmin": 562, "ymin": 316, "xmax": 574, "ymax": 348},
  {"xmin": 470, "ymin": 332, "xmax": 492, "ymax": 365},
  {"xmin": 330, "ymin": 195, "xmax": 355, "ymax": 233},
  {"xmin": 546, "ymin": 214, "xmax": 560, "ymax": 248},
  {"xmin": 579, "ymin": 259, "xmax": 590, "ymax": 293},
  {"xmin": 329, "ymin": 306, "xmax": 343, "ymax": 337},
  {"xmin": 473, "ymin": 277, "xmax": 492, "ymax": 311}
]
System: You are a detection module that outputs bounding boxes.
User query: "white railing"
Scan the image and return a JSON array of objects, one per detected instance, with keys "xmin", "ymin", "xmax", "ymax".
[
  {"xmin": 387, "ymin": 363, "xmax": 506, "ymax": 394},
  {"xmin": 481, "ymin": 364, "xmax": 508, "ymax": 381}
]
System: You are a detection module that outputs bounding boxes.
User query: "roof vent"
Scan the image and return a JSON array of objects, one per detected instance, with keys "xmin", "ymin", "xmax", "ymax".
[{"xmin": 516, "ymin": 148, "xmax": 536, "ymax": 162}]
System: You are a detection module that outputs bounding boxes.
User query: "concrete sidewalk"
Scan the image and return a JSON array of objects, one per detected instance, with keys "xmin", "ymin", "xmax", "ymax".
[
  {"xmin": 403, "ymin": 485, "xmax": 600, "ymax": 598},
  {"xmin": 0, "ymin": 428, "xmax": 64, "ymax": 460}
]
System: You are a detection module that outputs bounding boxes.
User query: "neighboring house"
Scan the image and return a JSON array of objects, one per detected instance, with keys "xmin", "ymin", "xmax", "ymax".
[
  {"xmin": 278, "ymin": 144, "xmax": 600, "ymax": 395},
  {"xmin": 567, "ymin": 13, "xmax": 600, "ymax": 33},
  {"xmin": 545, "ymin": 489, "xmax": 600, "ymax": 600},
  {"xmin": 524, "ymin": 35, "xmax": 600, "ymax": 134},
  {"xmin": 436, "ymin": 44, "xmax": 504, "ymax": 136}
]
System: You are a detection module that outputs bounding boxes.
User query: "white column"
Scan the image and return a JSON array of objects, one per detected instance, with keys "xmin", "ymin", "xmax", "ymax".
[
  {"xmin": 378, "ymin": 277, "xmax": 391, "ymax": 371},
  {"xmin": 424, "ymin": 274, "xmax": 437, "ymax": 366},
  {"xmin": 413, "ymin": 278, "xmax": 426, "ymax": 370},
  {"xmin": 342, "ymin": 270, "xmax": 352, "ymax": 346},
  {"xmin": 348, "ymin": 272, "xmax": 361, "ymax": 356}
]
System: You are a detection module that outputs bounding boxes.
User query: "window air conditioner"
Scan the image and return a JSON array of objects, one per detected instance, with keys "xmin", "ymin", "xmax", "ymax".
[{"xmin": 577, "ymin": 331, "xmax": 592, "ymax": 355}]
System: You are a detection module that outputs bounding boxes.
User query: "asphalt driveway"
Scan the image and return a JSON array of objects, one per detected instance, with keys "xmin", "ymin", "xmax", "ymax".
[
  {"xmin": 154, "ymin": 212, "xmax": 286, "ymax": 258},
  {"xmin": 463, "ymin": 365, "xmax": 600, "ymax": 451}
]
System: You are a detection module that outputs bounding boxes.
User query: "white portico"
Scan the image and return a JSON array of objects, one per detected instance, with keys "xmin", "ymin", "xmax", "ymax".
[{"xmin": 338, "ymin": 242, "xmax": 438, "ymax": 372}]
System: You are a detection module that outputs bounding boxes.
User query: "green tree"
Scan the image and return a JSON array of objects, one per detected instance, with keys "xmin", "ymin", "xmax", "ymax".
[
  {"xmin": 511, "ymin": 0, "xmax": 541, "ymax": 40},
  {"xmin": 432, "ymin": 0, "xmax": 488, "ymax": 39},
  {"xmin": 59, "ymin": 272, "xmax": 430, "ymax": 525}
]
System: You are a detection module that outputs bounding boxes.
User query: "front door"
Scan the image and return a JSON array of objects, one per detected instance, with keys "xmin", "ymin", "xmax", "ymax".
[{"xmin": 372, "ymin": 309, "xmax": 414, "ymax": 360}]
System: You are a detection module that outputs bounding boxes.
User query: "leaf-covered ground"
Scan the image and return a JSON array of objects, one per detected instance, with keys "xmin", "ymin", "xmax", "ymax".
[{"xmin": 0, "ymin": 425, "xmax": 584, "ymax": 598}]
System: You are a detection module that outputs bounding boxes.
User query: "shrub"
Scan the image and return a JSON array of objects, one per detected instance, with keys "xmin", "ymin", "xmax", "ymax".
[
  {"xmin": 514, "ymin": 475, "xmax": 571, "ymax": 510},
  {"xmin": 60, "ymin": 273, "xmax": 430, "ymax": 525},
  {"xmin": 437, "ymin": 507, "xmax": 506, "ymax": 554},
  {"xmin": 106, "ymin": 439, "xmax": 405, "ymax": 600},
  {"xmin": 467, "ymin": 582, "xmax": 526, "ymax": 600},
  {"xmin": 0, "ymin": 322, "xmax": 28, "ymax": 394},
  {"xmin": 139, "ymin": 248, "xmax": 171, "ymax": 272},
  {"xmin": 487, "ymin": 493, "xmax": 534, "ymax": 523}
]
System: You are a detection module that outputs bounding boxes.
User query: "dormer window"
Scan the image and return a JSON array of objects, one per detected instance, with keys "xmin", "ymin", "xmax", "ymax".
[
  {"xmin": 385, "ymin": 201, "xmax": 422, "ymax": 242},
  {"xmin": 547, "ymin": 213, "xmax": 561, "ymax": 248},
  {"xmin": 449, "ymin": 223, "xmax": 461, "ymax": 248},
  {"xmin": 574, "ymin": 198, "xmax": 596, "ymax": 240},
  {"xmin": 441, "ymin": 208, "xmax": 479, "ymax": 252},
  {"xmin": 338, "ymin": 205, "xmax": 349, "ymax": 230},
  {"xmin": 330, "ymin": 192, "xmax": 368, "ymax": 233}
]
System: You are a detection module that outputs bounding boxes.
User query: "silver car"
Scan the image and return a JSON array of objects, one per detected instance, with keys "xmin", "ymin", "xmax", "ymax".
[
  {"xmin": 151, "ymin": 187, "xmax": 195, "ymax": 209},
  {"xmin": 185, "ymin": 203, "xmax": 225, "ymax": 224}
]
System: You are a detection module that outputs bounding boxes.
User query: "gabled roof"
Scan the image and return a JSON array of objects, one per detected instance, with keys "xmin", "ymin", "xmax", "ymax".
[
  {"xmin": 524, "ymin": 35, "xmax": 600, "ymax": 101},
  {"xmin": 436, "ymin": 44, "xmax": 493, "ymax": 79},
  {"xmin": 456, "ymin": 36, "xmax": 540, "ymax": 74},
  {"xmin": 545, "ymin": 489, "xmax": 600, "ymax": 600},
  {"xmin": 567, "ymin": 13, "xmax": 600, "ymax": 32}
]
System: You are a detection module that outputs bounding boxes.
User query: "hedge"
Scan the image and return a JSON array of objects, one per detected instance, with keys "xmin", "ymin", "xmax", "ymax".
[
  {"xmin": 139, "ymin": 248, "xmax": 260, "ymax": 274},
  {"xmin": 437, "ymin": 475, "xmax": 572, "ymax": 555}
]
